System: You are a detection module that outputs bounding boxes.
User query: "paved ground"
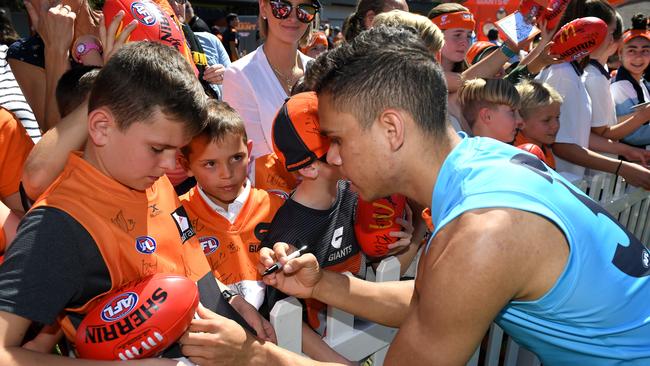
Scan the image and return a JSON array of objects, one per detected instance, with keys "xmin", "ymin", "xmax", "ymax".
[{"xmin": 617, "ymin": 1, "xmax": 649, "ymax": 29}]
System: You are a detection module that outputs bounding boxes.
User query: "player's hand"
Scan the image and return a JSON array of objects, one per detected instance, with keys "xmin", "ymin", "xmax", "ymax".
[
  {"xmin": 259, "ymin": 242, "xmax": 322, "ymax": 299},
  {"xmin": 179, "ymin": 304, "xmax": 258, "ymax": 366},
  {"xmin": 229, "ymin": 295, "xmax": 277, "ymax": 344},
  {"xmin": 386, "ymin": 203, "xmax": 414, "ymax": 254}
]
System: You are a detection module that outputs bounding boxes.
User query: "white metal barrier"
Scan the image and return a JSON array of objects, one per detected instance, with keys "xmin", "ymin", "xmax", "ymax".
[{"xmin": 270, "ymin": 172, "xmax": 650, "ymax": 365}]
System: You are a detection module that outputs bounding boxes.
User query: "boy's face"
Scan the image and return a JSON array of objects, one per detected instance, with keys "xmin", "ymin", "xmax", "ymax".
[
  {"xmin": 520, "ymin": 102, "xmax": 560, "ymax": 146},
  {"xmin": 486, "ymin": 104, "xmax": 521, "ymax": 144},
  {"xmin": 97, "ymin": 109, "xmax": 191, "ymax": 191},
  {"xmin": 186, "ymin": 133, "xmax": 251, "ymax": 208}
]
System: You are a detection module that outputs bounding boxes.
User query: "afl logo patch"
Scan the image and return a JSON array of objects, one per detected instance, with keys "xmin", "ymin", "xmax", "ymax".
[
  {"xmin": 200, "ymin": 236, "xmax": 219, "ymax": 256},
  {"xmin": 135, "ymin": 236, "xmax": 157, "ymax": 254},
  {"xmin": 130, "ymin": 2, "xmax": 157, "ymax": 26},
  {"xmin": 101, "ymin": 292, "xmax": 139, "ymax": 322}
]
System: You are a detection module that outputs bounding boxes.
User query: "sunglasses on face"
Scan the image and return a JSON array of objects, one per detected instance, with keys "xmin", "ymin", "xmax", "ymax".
[{"xmin": 269, "ymin": 0, "xmax": 319, "ymax": 23}]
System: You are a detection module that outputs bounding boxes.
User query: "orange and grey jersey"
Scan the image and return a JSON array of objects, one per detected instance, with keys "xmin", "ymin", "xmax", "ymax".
[
  {"xmin": 181, "ymin": 185, "xmax": 283, "ymax": 308},
  {"xmin": 30, "ymin": 153, "xmax": 211, "ymax": 343},
  {"xmin": 249, "ymin": 153, "xmax": 298, "ymax": 200}
]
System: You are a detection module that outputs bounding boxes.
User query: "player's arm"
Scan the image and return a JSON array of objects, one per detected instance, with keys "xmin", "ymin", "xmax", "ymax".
[
  {"xmin": 384, "ymin": 208, "xmax": 568, "ymax": 365},
  {"xmin": 261, "ymin": 243, "xmax": 415, "ymax": 328}
]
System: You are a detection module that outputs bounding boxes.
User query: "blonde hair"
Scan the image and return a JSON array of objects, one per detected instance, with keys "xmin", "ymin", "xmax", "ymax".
[
  {"xmin": 458, "ymin": 78, "xmax": 520, "ymax": 127},
  {"xmin": 373, "ymin": 10, "xmax": 444, "ymax": 53},
  {"xmin": 515, "ymin": 80, "xmax": 563, "ymax": 120},
  {"xmin": 258, "ymin": 2, "xmax": 320, "ymax": 47}
]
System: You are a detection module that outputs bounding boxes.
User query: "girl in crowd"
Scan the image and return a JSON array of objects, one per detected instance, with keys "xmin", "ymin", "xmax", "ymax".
[{"xmin": 610, "ymin": 14, "xmax": 650, "ymax": 147}]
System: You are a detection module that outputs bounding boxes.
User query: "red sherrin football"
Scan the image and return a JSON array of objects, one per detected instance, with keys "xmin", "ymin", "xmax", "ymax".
[
  {"xmin": 75, "ymin": 274, "xmax": 199, "ymax": 361},
  {"xmin": 103, "ymin": 0, "xmax": 186, "ymax": 54},
  {"xmin": 355, "ymin": 194, "xmax": 407, "ymax": 257},
  {"xmin": 517, "ymin": 143, "xmax": 548, "ymax": 164},
  {"xmin": 549, "ymin": 17, "xmax": 608, "ymax": 62}
]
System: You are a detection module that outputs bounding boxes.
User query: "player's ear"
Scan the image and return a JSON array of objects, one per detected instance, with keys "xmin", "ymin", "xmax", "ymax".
[{"xmin": 378, "ymin": 108, "xmax": 405, "ymax": 152}]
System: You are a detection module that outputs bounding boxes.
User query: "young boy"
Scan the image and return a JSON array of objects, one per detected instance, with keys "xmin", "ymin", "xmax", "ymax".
[
  {"xmin": 179, "ymin": 100, "xmax": 284, "ymax": 318},
  {"xmin": 515, "ymin": 80, "xmax": 562, "ymax": 169},
  {"xmin": 457, "ymin": 78, "xmax": 522, "ymax": 144},
  {"xmin": 262, "ymin": 92, "xmax": 415, "ymax": 365},
  {"xmin": 262, "ymin": 91, "xmax": 365, "ymax": 365},
  {"xmin": 0, "ymin": 42, "xmax": 255, "ymax": 364}
]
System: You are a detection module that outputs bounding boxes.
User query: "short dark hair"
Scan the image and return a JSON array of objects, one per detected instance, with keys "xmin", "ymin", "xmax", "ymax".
[
  {"xmin": 56, "ymin": 66, "xmax": 101, "ymax": 118},
  {"xmin": 88, "ymin": 41, "xmax": 208, "ymax": 137},
  {"xmin": 487, "ymin": 28, "xmax": 499, "ymax": 41},
  {"xmin": 180, "ymin": 99, "xmax": 247, "ymax": 157},
  {"xmin": 305, "ymin": 25, "xmax": 448, "ymax": 138}
]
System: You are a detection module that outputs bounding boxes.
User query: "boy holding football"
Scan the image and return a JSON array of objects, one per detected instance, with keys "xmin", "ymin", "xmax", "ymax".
[{"xmin": 0, "ymin": 42, "xmax": 265, "ymax": 365}]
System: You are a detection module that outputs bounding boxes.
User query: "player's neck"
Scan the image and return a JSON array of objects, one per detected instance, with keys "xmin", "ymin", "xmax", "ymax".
[
  {"xmin": 291, "ymin": 177, "xmax": 338, "ymax": 210},
  {"xmin": 400, "ymin": 127, "xmax": 460, "ymax": 208}
]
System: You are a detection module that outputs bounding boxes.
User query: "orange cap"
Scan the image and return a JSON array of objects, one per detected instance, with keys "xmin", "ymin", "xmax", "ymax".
[
  {"xmin": 431, "ymin": 11, "xmax": 475, "ymax": 31},
  {"xmin": 465, "ymin": 41, "xmax": 498, "ymax": 65},
  {"xmin": 272, "ymin": 92, "xmax": 330, "ymax": 171},
  {"xmin": 621, "ymin": 29, "xmax": 650, "ymax": 44}
]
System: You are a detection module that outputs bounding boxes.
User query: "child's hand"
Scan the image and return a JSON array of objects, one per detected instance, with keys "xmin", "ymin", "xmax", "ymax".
[
  {"xmin": 229, "ymin": 295, "xmax": 277, "ymax": 344},
  {"xmin": 386, "ymin": 203, "xmax": 414, "ymax": 254},
  {"xmin": 98, "ymin": 11, "xmax": 137, "ymax": 65}
]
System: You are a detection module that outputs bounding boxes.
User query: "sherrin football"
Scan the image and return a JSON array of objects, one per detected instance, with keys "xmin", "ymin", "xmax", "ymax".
[
  {"xmin": 103, "ymin": 0, "xmax": 186, "ymax": 54},
  {"xmin": 355, "ymin": 194, "xmax": 407, "ymax": 257},
  {"xmin": 517, "ymin": 143, "xmax": 548, "ymax": 165},
  {"xmin": 75, "ymin": 274, "xmax": 199, "ymax": 361},
  {"xmin": 549, "ymin": 17, "xmax": 608, "ymax": 62}
]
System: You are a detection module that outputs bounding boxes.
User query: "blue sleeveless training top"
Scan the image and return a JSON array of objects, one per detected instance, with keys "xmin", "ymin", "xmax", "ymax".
[{"xmin": 427, "ymin": 135, "xmax": 650, "ymax": 365}]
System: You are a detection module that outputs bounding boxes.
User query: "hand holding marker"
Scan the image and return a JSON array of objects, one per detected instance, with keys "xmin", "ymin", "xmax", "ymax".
[{"xmin": 263, "ymin": 245, "xmax": 309, "ymax": 276}]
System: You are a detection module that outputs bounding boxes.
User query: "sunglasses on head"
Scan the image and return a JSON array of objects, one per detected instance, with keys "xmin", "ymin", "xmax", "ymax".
[{"xmin": 269, "ymin": 0, "xmax": 320, "ymax": 24}]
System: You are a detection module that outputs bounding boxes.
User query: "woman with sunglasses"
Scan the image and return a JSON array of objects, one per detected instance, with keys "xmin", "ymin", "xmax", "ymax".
[{"xmin": 222, "ymin": 0, "xmax": 320, "ymax": 163}]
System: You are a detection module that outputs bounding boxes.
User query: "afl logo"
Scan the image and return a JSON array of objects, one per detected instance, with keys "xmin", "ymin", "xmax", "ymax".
[
  {"xmin": 130, "ymin": 2, "xmax": 157, "ymax": 26},
  {"xmin": 135, "ymin": 236, "xmax": 157, "ymax": 254},
  {"xmin": 200, "ymin": 236, "xmax": 219, "ymax": 256},
  {"xmin": 100, "ymin": 292, "xmax": 139, "ymax": 322}
]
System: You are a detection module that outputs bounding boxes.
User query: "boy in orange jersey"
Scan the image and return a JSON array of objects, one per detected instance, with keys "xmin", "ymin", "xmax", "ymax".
[
  {"xmin": 0, "ymin": 42, "xmax": 269, "ymax": 365},
  {"xmin": 178, "ymin": 100, "xmax": 282, "ymax": 324}
]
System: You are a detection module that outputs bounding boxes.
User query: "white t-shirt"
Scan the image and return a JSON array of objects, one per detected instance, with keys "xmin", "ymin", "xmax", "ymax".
[
  {"xmin": 584, "ymin": 62, "xmax": 616, "ymax": 128},
  {"xmin": 610, "ymin": 77, "xmax": 650, "ymax": 119},
  {"xmin": 222, "ymin": 45, "xmax": 312, "ymax": 160},
  {"xmin": 537, "ymin": 63, "xmax": 592, "ymax": 182}
]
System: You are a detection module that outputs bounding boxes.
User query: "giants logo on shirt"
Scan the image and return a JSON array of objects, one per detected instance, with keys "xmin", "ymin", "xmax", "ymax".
[
  {"xmin": 200, "ymin": 237, "xmax": 219, "ymax": 256},
  {"xmin": 171, "ymin": 207, "xmax": 196, "ymax": 243},
  {"xmin": 135, "ymin": 236, "xmax": 157, "ymax": 254},
  {"xmin": 100, "ymin": 292, "xmax": 139, "ymax": 322}
]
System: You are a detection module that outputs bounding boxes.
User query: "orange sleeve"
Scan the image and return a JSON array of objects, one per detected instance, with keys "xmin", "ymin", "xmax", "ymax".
[{"xmin": 0, "ymin": 109, "xmax": 34, "ymax": 198}]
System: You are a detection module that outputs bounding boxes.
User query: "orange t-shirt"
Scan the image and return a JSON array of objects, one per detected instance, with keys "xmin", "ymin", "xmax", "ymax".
[
  {"xmin": 180, "ymin": 185, "xmax": 283, "ymax": 308},
  {"xmin": 250, "ymin": 153, "xmax": 298, "ymax": 200},
  {"xmin": 514, "ymin": 132, "xmax": 556, "ymax": 169},
  {"xmin": 0, "ymin": 108, "xmax": 34, "ymax": 198},
  {"xmin": 32, "ymin": 153, "xmax": 210, "ymax": 342}
]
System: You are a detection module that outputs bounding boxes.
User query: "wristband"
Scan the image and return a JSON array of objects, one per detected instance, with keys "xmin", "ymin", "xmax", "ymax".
[
  {"xmin": 73, "ymin": 41, "xmax": 102, "ymax": 63},
  {"xmin": 221, "ymin": 289, "xmax": 238, "ymax": 302},
  {"xmin": 615, "ymin": 160, "xmax": 623, "ymax": 176},
  {"xmin": 500, "ymin": 44, "xmax": 517, "ymax": 59}
]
